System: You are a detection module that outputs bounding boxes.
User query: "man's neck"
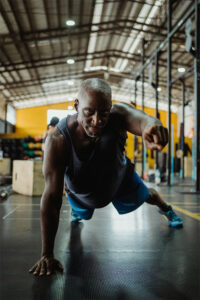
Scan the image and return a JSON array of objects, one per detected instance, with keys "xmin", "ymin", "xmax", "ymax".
[
  {"xmin": 78, "ymin": 126, "xmax": 99, "ymax": 144},
  {"xmin": 70, "ymin": 116, "xmax": 98, "ymax": 144}
]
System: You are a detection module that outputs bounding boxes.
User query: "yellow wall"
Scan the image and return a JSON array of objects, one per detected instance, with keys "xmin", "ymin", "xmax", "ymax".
[{"xmin": 0, "ymin": 102, "xmax": 74, "ymax": 138}]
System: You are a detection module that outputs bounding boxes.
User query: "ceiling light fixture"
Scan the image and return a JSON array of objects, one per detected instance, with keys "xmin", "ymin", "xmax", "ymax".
[
  {"xmin": 178, "ymin": 67, "xmax": 185, "ymax": 73},
  {"xmin": 67, "ymin": 80, "xmax": 74, "ymax": 85},
  {"xmin": 157, "ymin": 87, "xmax": 162, "ymax": 92},
  {"xmin": 67, "ymin": 58, "xmax": 75, "ymax": 65},
  {"xmin": 66, "ymin": 20, "xmax": 75, "ymax": 26}
]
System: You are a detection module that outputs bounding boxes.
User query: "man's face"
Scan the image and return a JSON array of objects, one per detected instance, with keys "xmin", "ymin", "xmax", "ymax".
[{"xmin": 76, "ymin": 89, "xmax": 112, "ymax": 138}]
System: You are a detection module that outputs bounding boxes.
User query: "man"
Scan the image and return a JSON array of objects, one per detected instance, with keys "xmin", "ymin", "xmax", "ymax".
[{"xmin": 29, "ymin": 78, "xmax": 183, "ymax": 276}]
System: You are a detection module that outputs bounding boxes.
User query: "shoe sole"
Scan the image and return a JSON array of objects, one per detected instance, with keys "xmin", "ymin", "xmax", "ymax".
[{"xmin": 169, "ymin": 221, "xmax": 183, "ymax": 228}]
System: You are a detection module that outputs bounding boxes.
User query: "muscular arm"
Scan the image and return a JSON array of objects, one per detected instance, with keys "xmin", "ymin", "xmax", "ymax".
[
  {"xmin": 29, "ymin": 128, "xmax": 69, "ymax": 275},
  {"xmin": 112, "ymin": 103, "xmax": 168, "ymax": 151},
  {"xmin": 41, "ymin": 129, "xmax": 68, "ymax": 256}
]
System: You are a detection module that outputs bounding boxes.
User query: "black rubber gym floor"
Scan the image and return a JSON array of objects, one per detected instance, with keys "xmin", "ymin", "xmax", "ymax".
[{"xmin": 0, "ymin": 182, "xmax": 200, "ymax": 300}]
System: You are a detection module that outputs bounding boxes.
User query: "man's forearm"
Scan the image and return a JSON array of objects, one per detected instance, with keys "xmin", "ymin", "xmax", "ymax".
[
  {"xmin": 40, "ymin": 196, "xmax": 61, "ymax": 257},
  {"xmin": 139, "ymin": 112, "xmax": 162, "ymax": 133},
  {"xmin": 113, "ymin": 103, "xmax": 162, "ymax": 136},
  {"xmin": 128, "ymin": 108, "xmax": 162, "ymax": 136}
]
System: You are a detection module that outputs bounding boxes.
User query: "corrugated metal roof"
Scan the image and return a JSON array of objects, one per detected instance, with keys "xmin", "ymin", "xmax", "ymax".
[{"xmin": 0, "ymin": 0, "xmax": 195, "ymax": 111}]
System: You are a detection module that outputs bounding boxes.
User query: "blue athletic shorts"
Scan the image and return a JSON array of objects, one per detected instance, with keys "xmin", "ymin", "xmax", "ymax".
[{"xmin": 67, "ymin": 170, "xmax": 150, "ymax": 220}]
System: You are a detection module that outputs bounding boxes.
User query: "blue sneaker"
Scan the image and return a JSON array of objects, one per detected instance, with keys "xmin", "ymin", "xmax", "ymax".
[
  {"xmin": 159, "ymin": 206, "xmax": 183, "ymax": 228},
  {"xmin": 71, "ymin": 210, "xmax": 82, "ymax": 222}
]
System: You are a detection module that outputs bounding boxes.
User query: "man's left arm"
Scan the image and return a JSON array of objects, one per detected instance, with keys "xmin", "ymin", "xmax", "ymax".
[{"xmin": 112, "ymin": 103, "xmax": 168, "ymax": 151}]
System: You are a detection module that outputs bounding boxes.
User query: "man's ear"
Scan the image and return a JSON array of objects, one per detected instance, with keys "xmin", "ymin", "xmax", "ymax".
[{"xmin": 74, "ymin": 99, "xmax": 79, "ymax": 112}]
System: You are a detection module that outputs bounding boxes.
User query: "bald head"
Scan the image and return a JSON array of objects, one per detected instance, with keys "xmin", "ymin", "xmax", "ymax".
[
  {"xmin": 75, "ymin": 78, "xmax": 112, "ymax": 138},
  {"xmin": 77, "ymin": 78, "xmax": 112, "ymax": 101}
]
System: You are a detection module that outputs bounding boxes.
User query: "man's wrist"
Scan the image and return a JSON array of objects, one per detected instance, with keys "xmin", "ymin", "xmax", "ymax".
[
  {"xmin": 41, "ymin": 251, "xmax": 54, "ymax": 257},
  {"xmin": 145, "ymin": 117, "xmax": 162, "ymax": 129}
]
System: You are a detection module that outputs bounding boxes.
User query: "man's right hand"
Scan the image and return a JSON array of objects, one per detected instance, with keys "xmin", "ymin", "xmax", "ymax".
[{"xmin": 29, "ymin": 255, "xmax": 64, "ymax": 276}]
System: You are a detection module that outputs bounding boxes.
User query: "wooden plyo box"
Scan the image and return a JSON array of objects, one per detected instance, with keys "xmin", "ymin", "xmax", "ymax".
[
  {"xmin": 12, "ymin": 160, "xmax": 45, "ymax": 196},
  {"xmin": 184, "ymin": 157, "xmax": 193, "ymax": 178},
  {"xmin": 0, "ymin": 158, "xmax": 11, "ymax": 175}
]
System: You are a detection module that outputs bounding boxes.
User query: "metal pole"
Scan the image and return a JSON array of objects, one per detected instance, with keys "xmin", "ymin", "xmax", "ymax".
[
  {"xmin": 183, "ymin": 71, "xmax": 194, "ymax": 81},
  {"xmin": 171, "ymin": 124, "xmax": 174, "ymax": 184},
  {"xmin": 134, "ymin": 79, "xmax": 138, "ymax": 162},
  {"xmin": 135, "ymin": 5, "xmax": 195, "ymax": 80},
  {"xmin": 194, "ymin": 0, "xmax": 200, "ymax": 191},
  {"xmin": 142, "ymin": 38, "xmax": 145, "ymax": 179},
  {"xmin": 5, "ymin": 102, "xmax": 7, "ymax": 133},
  {"xmin": 155, "ymin": 52, "xmax": 159, "ymax": 170},
  {"xmin": 134, "ymin": 78, "xmax": 137, "ymax": 107},
  {"xmin": 167, "ymin": 0, "xmax": 172, "ymax": 185},
  {"xmin": 181, "ymin": 80, "xmax": 185, "ymax": 179}
]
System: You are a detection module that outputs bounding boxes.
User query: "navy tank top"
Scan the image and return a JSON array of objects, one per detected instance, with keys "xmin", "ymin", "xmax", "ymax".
[{"xmin": 57, "ymin": 113, "xmax": 134, "ymax": 209}]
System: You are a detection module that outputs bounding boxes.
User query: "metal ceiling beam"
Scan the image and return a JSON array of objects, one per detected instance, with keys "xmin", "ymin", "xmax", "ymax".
[
  {"xmin": 0, "ymin": 45, "xmax": 25, "ymax": 101},
  {"xmin": 78, "ymin": 0, "xmax": 84, "ymax": 60},
  {"xmin": 43, "ymin": 0, "xmax": 55, "ymax": 57},
  {"xmin": 22, "ymin": 0, "xmax": 41, "ymax": 60},
  {"xmin": 103, "ymin": 0, "xmax": 128, "ymax": 67},
  {"xmin": 4, "ymin": 72, "xmax": 189, "ymax": 90},
  {"xmin": 1, "ymin": 49, "xmax": 140, "ymax": 66},
  {"xmin": 1, "ymin": 48, "xmax": 192, "ymax": 72},
  {"xmin": 84, "ymin": 0, "xmax": 98, "ymax": 70},
  {"xmin": 1, "ymin": 29, "xmax": 185, "ymax": 48},
  {"xmin": 5, "ymin": 71, "xmax": 189, "ymax": 104},
  {"xmin": 10, "ymin": 86, "xmax": 184, "ymax": 105},
  {"xmin": 7, "ymin": 0, "xmax": 47, "ymax": 95},
  {"xmin": 0, "ymin": 18, "xmax": 168, "ymax": 36},
  {"xmin": 6, "ymin": 0, "xmax": 36, "ymax": 68},
  {"xmin": 0, "ymin": 1, "xmax": 27, "ymax": 86},
  {"xmin": 68, "ymin": 0, "xmax": 72, "ymax": 17},
  {"xmin": 1, "ymin": 19, "xmax": 180, "ymax": 45},
  {"xmin": 1, "ymin": 59, "xmax": 192, "ymax": 76},
  {"xmin": 134, "ymin": 5, "xmax": 195, "ymax": 79},
  {"xmin": 5, "ymin": 69, "xmax": 144, "ymax": 89},
  {"xmin": 0, "ymin": 55, "xmax": 136, "ymax": 74},
  {"xmin": 0, "ymin": 70, "xmax": 17, "ymax": 99},
  {"xmin": 56, "ymin": 0, "xmax": 64, "ymax": 56},
  {"xmin": 171, "ymin": 66, "xmax": 194, "ymax": 85},
  {"xmin": 2, "ymin": 0, "xmax": 43, "ymax": 94},
  {"xmin": 0, "ymin": 44, "xmax": 23, "ymax": 82}
]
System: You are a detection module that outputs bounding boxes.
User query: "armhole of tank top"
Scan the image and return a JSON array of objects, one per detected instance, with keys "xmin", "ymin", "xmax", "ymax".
[{"xmin": 56, "ymin": 117, "xmax": 72, "ymax": 159}]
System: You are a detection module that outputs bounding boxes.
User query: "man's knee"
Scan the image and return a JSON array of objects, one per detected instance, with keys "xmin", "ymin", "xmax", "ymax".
[{"xmin": 148, "ymin": 188, "xmax": 159, "ymax": 198}]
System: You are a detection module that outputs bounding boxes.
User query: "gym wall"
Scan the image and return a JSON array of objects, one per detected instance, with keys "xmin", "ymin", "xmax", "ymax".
[{"xmin": 0, "ymin": 101, "xmax": 74, "ymax": 138}]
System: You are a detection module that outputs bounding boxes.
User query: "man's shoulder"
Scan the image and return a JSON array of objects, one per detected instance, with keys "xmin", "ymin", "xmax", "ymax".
[
  {"xmin": 48, "ymin": 127, "xmax": 66, "ymax": 141},
  {"xmin": 111, "ymin": 102, "xmax": 134, "ymax": 114},
  {"xmin": 43, "ymin": 128, "xmax": 70, "ymax": 166},
  {"xmin": 109, "ymin": 103, "xmax": 126, "ymax": 125},
  {"xmin": 46, "ymin": 128, "xmax": 69, "ymax": 153}
]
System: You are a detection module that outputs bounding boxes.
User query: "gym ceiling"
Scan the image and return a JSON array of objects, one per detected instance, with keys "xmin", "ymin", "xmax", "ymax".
[{"xmin": 0, "ymin": 0, "xmax": 195, "ymax": 110}]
